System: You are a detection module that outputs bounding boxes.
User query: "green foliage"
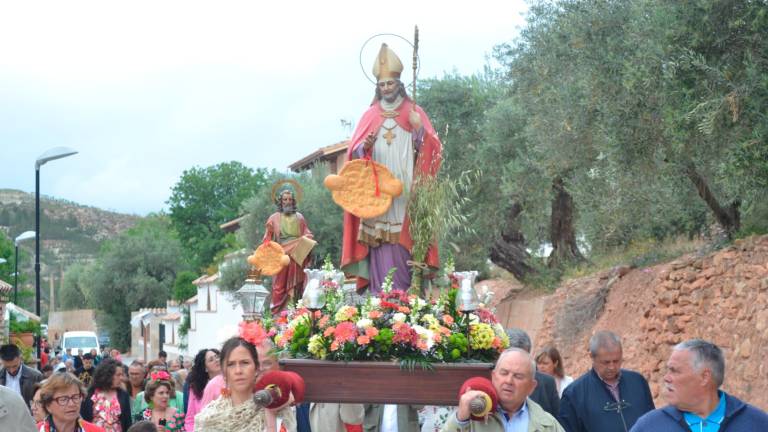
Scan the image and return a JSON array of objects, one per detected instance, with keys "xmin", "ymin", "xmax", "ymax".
[
  {"xmin": 9, "ymin": 313, "xmax": 41, "ymax": 335},
  {"xmin": 173, "ymin": 271, "xmax": 198, "ymax": 302},
  {"xmin": 88, "ymin": 215, "xmax": 186, "ymax": 350},
  {"xmin": 0, "ymin": 232, "xmax": 15, "ymax": 284},
  {"xmin": 177, "ymin": 306, "xmax": 191, "ymax": 350},
  {"xmin": 217, "ymin": 250, "xmax": 251, "ymax": 293},
  {"xmin": 418, "ymin": 73, "xmax": 507, "ymax": 274},
  {"xmin": 167, "ymin": 161, "xmax": 270, "ymax": 271},
  {"xmin": 60, "ymin": 262, "xmax": 94, "ymax": 310}
]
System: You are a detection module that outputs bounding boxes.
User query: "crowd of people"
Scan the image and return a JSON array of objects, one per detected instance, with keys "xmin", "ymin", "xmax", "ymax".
[{"xmin": 1, "ymin": 326, "xmax": 766, "ymax": 432}]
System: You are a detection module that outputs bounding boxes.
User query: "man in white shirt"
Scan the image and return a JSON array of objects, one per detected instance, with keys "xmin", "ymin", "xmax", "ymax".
[{"xmin": 0, "ymin": 344, "xmax": 43, "ymax": 408}]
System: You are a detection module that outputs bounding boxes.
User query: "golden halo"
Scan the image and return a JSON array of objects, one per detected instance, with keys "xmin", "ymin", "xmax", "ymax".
[
  {"xmin": 359, "ymin": 33, "xmax": 420, "ymax": 86},
  {"xmin": 271, "ymin": 179, "xmax": 303, "ymax": 204}
]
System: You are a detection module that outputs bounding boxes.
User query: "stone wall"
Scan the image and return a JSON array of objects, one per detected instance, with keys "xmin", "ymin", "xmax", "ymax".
[{"xmin": 536, "ymin": 235, "xmax": 768, "ymax": 410}]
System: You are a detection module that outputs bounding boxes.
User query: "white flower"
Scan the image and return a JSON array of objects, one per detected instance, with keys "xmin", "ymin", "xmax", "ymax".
[
  {"xmin": 392, "ymin": 313, "xmax": 407, "ymax": 323},
  {"xmin": 356, "ymin": 318, "xmax": 373, "ymax": 329},
  {"xmin": 370, "ymin": 298, "xmax": 381, "ymax": 307},
  {"xmin": 468, "ymin": 314, "xmax": 480, "ymax": 324},
  {"xmin": 412, "ymin": 324, "xmax": 435, "ymax": 350}
]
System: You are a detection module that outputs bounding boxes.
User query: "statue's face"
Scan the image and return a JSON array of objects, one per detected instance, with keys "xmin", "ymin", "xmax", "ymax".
[
  {"xmin": 281, "ymin": 192, "xmax": 294, "ymax": 207},
  {"xmin": 378, "ymin": 79, "xmax": 399, "ymax": 103},
  {"xmin": 281, "ymin": 192, "xmax": 296, "ymax": 213}
]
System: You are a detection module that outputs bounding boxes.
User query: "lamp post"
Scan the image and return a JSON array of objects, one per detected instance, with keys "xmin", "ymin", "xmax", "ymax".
[
  {"xmin": 35, "ymin": 147, "xmax": 77, "ymax": 365},
  {"xmin": 236, "ymin": 268, "xmax": 270, "ymax": 321},
  {"xmin": 14, "ymin": 231, "xmax": 36, "ymax": 304}
]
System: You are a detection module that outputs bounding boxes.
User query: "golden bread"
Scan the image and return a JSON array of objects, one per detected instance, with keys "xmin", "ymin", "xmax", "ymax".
[
  {"xmin": 248, "ymin": 241, "xmax": 291, "ymax": 276},
  {"xmin": 324, "ymin": 159, "xmax": 403, "ymax": 219}
]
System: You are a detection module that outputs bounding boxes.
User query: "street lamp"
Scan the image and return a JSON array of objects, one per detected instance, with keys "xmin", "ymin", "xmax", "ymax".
[
  {"xmin": 14, "ymin": 231, "xmax": 36, "ymax": 304},
  {"xmin": 35, "ymin": 146, "xmax": 77, "ymax": 365},
  {"xmin": 236, "ymin": 269, "xmax": 270, "ymax": 321}
]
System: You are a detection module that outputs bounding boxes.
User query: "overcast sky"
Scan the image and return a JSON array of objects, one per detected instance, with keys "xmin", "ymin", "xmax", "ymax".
[{"xmin": 0, "ymin": 1, "xmax": 528, "ymax": 215}]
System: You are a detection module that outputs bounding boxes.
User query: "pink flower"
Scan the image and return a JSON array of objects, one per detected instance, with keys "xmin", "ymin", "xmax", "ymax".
[
  {"xmin": 238, "ymin": 321, "xmax": 267, "ymax": 346},
  {"xmin": 357, "ymin": 335, "xmax": 370, "ymax": 345},
  {"xmin": 333, "ymin": 321, "xmax": 358, "ymax": 343}
]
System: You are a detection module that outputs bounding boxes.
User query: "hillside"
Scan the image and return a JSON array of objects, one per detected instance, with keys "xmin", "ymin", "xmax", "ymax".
[
  {"xmin": 495, "ymin": 234, "xmax": 768, "ymax": 411},
  {"xmin": 0, "ymin": 188, "xmax": 141, "ymax": 283}
]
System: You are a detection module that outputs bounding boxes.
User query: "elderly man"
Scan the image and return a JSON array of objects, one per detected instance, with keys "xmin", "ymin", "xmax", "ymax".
[
  {"xmin": 559, "ymin": 331, "xmax": 654, "ymax": 432},
  {"xmin": 341, "ymin": 43, "xmax": 442, "ymax": 293},
  {"xmin": 0, "ymin": 344, "xmax": 43, "ymax": 407},
  {"xmin": 506, "ymin": 328, "xmax": 561, "ymax": 418},
  {"xmin": 630, "ymin": 339, "xmax": 768, "ymax": 431},
  {"xmin": 443, "ymin": 348, "xmax": 563, "ymax": 431}
]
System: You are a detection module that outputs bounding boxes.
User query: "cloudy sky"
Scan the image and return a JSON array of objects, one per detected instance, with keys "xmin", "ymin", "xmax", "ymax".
[{"xmin": 0, "ymin": 1, "xmax": 527, "ymax": 215}]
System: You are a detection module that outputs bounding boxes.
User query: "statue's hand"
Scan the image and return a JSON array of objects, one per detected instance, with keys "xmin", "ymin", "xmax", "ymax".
[
  {"xmin": 409, "ymin": 109, "xmax": 422, "ymax": 131},
  {"xmin": 363, "ymin": 131, "xmax": 376, "ymax": 152}
]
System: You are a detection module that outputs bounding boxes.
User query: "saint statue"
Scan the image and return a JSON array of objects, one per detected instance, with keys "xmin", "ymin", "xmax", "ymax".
[
  {"xmin": 341, "ymin": 43, "xmax": 442, "ymax": 293},
  {"xmin": 263, "ymin": 185, "xmax": 315, "ymax": 313}
]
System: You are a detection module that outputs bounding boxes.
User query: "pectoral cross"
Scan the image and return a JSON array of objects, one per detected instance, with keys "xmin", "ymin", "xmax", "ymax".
[{"xmin": 382, "ymin": 126, "xmax": 396, "ymax": 145}]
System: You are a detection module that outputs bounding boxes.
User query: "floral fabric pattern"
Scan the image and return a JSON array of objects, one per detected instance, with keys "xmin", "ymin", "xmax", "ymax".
[
  {"xmin": 135, "ymin": 408, "xmax": 185, "ymax": 432},
  {"xmin": 90, "ymin": 390, "xmax": 123, "ymax": 432}
]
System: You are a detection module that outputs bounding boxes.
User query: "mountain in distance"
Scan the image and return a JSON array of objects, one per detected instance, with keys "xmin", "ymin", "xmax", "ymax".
[{"xmin": 0, "ymin": 188, "xmax": 142, "ymax": 276}]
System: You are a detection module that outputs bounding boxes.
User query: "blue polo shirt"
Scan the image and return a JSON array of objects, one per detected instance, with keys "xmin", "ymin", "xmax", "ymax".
[{"xmin": 683, "ymin": 391, "xmax": 726, "ymax": 432}]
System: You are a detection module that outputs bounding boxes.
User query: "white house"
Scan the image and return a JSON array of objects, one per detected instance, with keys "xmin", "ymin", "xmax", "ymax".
[{"xmin": 184, "ymin": 273, "xmax": 245, "ymax": 357}]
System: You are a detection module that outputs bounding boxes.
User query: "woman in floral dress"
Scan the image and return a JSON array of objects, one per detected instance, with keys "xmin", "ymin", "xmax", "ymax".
[
  {"xmin": 134, "ymin": 371, "xmax": 184, "ymax": 431},
  {"xmin": 80, "ymin": 358, "xmax": 132, "ymax": 432}
]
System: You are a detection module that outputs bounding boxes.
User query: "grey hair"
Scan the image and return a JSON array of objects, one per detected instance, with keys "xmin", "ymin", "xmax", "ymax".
[
  {"xmin": 589, "ymin": 330, "xmax": 622, "ymax": 357},
  {"xmin": 495, "ymin": 347, "xmax": 537, "ymax": 378},
  {"xmin": 505, "ymin": 328, "xmax": 532, "ymax": 353},
  {"xmin": 674, "ymin": 339, "xmax": 725, "ymax": 388}
]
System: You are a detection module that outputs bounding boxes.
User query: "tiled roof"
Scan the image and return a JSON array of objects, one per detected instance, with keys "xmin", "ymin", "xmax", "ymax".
[{"xmin": 288, "ymin": 140, "xmax": 349, "ymax": 172}]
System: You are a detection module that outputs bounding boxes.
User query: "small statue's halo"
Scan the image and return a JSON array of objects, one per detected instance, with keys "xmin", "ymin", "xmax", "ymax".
[{"xmin": 271, "ymin": 179, "xmax": 304, "ymax": 204}]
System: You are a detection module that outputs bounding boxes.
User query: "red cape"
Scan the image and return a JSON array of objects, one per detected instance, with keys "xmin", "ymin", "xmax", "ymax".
[{"xmin": 340, "ymin": 97, "xmax": 442, "ymax": 289}]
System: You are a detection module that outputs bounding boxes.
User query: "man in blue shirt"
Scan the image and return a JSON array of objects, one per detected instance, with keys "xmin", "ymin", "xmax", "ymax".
[{"xmin": 631, "ymin": 339, "xmax": 768, "ymax": 431}]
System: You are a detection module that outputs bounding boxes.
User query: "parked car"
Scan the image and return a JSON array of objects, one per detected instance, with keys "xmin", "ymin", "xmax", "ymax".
[{"xmin": 61, "ymin": 331, "xmax": 100, "ymax": 354}]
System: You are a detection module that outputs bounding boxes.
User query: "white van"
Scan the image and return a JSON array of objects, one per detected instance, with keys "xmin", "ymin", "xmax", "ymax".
[{"xmin": 61, "ymin": 331, "xmax": 100, "ymax": 354}]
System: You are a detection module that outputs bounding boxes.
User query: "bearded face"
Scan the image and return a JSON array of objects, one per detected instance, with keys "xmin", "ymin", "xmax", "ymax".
[
  {"xmin": 279, "ymin": 192, "xmax": 296, "ymax": 214},
  {"xmin": 376, "ymin": 79, "xmax": 406, "ymax": 103}
]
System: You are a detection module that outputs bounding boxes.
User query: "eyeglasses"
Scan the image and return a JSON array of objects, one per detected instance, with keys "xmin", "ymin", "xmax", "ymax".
[{"xmin": 53, "ymin": 393, "xmax": 83, "ymax": 406}]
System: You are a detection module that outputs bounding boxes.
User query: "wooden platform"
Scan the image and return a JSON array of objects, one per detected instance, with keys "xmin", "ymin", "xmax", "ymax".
[{"xmin": 279, "ymin": 359, "xmax": 493, "ymax": 405}]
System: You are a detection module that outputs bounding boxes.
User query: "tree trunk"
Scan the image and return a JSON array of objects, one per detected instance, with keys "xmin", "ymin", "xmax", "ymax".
[
  {"xmin": 489, "ymin": 201, "xmax": 536, "ymax": 280},
  {"xmin": 548, "ymin": 177, "xmax": 585, "ymax": 268},
  {"xmin": 682, "ymin": 159, "xmax": 740, "ymax": 237}
]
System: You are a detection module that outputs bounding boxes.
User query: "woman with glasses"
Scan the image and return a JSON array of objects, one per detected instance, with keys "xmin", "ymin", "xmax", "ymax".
[
  {"xmin": 81, "ymin": 358, "xmax": 133, "ymax": 431},
  {"xmin": 183, "ymin": 348, "xmax": 221, "ymax": 432},
  {"xmin": 31, "ymin": 381, "xmax": 48, "ymax": 423},
  {"xmin": 37, "ymin": 372, "xmax": 105, "ymax": 431}
]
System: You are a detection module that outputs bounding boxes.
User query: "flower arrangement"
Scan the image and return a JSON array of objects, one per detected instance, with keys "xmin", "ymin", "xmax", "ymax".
[{"xmin": 272, "ymin": 270, "xmax": 509, "ymax": 365}]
